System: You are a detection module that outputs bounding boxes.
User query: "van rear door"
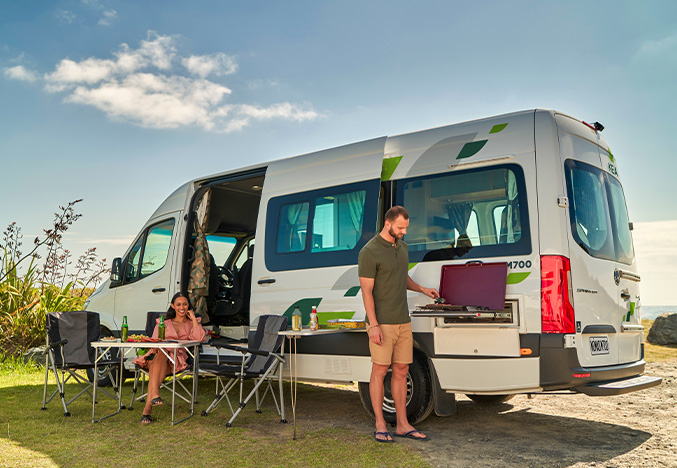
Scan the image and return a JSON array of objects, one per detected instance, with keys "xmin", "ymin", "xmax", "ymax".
[{"xmin": 558, "ymin": 115, "xmax": 640, "ymax": 367}]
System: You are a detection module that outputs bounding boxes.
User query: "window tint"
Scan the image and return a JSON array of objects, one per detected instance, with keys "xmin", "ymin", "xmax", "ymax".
[
  {"xmin": 395, "ymin": 165, "xmax": 530, "ymax": 262},
  {"xmin": 565, "ymin": 159, "xmax": 634, "ymax": 265},
  {"xmin": 140, "ymin": 219, "xmax": 174, "ymax": 277},
  {"xmin": 311, "ymin": 190, "xmax": 366, "ymax": 252},
  {"xmin": 123, "ymin": 218, "xmax": 175, "ymax": 284},
  {"xmin": 265, "ymin": 180, "xmax": 379, "ymax": 271},
  {"xmin": 276, "ymin": 202, "xmax": 309, "ymax": 253},
  {"xmin": 125, "ymin": 237, "xmax": 144, "ymax": 282}
]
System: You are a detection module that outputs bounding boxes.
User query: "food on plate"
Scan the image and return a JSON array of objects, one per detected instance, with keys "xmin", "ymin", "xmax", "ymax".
[
  {"xmin": 100, "ymin": 336, "xmax": 117, "ymax": 341},
  {"xmin": 126, "ymin": 334, "xmax": 147, "ymax": 342},
  {"xmin": 325, "ymin": 319, "xmax": 366, "ymax": 329}
]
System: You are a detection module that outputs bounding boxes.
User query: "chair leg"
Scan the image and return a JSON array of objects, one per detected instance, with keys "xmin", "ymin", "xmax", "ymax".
[{"xmin": 41, "ymin": 354, "xmax": 50, "ymax": 410}]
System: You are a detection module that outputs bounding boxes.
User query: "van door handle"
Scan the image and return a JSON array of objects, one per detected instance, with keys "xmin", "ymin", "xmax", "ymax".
[
  {"xmin": 152, "ymin": 288, "xmax": 166, "ymax": 293},
  {"xmin": 620, "ymin": 289, "xmax": 630, "ymax": 300},
  {"xmin": 257, "ymin": 278, "xmax": 276, "ymax": 285}
]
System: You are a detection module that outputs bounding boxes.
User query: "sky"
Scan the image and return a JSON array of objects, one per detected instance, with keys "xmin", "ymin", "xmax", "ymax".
[{"xmin": 1, "ymin": 0, "xmax": 676, "ymax": 304}]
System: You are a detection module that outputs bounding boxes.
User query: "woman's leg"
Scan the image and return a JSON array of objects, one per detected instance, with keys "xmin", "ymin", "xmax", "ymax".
[{"xmin": 143, "ymin": 351, "xmax": 169, "ymax": 416}]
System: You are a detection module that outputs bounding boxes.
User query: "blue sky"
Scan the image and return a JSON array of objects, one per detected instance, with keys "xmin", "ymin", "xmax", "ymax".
[{"xmin": 1, "ymin": 1, "xmax": 676, "ymax": 304}]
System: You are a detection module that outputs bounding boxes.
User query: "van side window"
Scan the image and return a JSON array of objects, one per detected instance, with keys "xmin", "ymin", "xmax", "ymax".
[
  {"xmin": 395, "ymin": 164, "xmax": 530, "ymax": 262},
  {"xmin": 265, "ymin": 180, "xmax": 379, "ymax": 271},
  {"xmin": 123, "ymin": 218, "xmax": 175, "ymax": 284},
  {"xmin": 140, "ymin": 219, "xmax": 175, "ymax": 277},
  {"xmin": 311, "ymin": 190, "xmax": 366, "ymax": 252},
  {"xmin": 565, "ymin": 160, "xmax": 634, "ymax": 264}
]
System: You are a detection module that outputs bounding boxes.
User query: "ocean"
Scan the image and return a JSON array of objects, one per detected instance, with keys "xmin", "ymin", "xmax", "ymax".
[{"xmin": 641, "ymin": 305, "xmax": 677, "ymax": 320}]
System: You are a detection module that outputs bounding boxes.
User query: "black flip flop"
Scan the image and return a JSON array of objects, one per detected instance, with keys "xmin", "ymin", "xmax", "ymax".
[
  {"xmin": 394, "ymin": 429, "xmax": 429, "ymax": 441},
  {"xmin": 141, "ymin": 414, "xmax": 153, "ymax": 424},
  {"xmin": 151, "ymin": 397, "xmax": 164, "ymax": 406},
  {"xmin": 373, "ymin": 431, "xmax": 394, "ymax": 443}
]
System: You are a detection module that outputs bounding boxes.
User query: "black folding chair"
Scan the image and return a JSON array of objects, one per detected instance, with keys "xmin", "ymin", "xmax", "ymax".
[
  {"xmin": 200, "ymin": 315, "xmax": 287, "ymax": 427},
  {"xmin": 128, "ymin": 311, "xmax": 199, "ymax": 409},
  {"xmin": 42, "ymin": 311, "xmax": 120, "ymax": 417}
]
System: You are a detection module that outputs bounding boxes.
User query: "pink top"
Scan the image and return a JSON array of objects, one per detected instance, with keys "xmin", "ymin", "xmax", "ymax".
[{"xmin": 132, "ymin": 316, "xmax": 207, "ymax": 372}]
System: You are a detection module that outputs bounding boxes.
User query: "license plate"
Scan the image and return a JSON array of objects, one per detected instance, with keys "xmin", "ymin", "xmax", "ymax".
[{"xmin": 590, "ymin": 336, "xmax": 609, "ymax": 355}]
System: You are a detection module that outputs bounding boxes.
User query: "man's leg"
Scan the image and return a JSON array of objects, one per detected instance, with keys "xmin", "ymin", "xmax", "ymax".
[
  {"xmin": 370, "ymin": 363, "xmax": 391, "ymax": 441},
  {"xmin": 392, "ymin": 362, "xmax": 427, "ymax": 438}
]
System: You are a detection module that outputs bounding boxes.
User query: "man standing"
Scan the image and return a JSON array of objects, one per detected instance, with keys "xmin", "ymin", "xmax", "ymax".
[{"xmin": 358, "ymin": 206, "xmax": 439, "ymax": 443}]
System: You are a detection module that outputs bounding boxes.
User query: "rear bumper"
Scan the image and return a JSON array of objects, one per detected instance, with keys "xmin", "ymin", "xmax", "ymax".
[{"xmin": 574, "ymin": 374, "xmax": 662, "ymax": 396}]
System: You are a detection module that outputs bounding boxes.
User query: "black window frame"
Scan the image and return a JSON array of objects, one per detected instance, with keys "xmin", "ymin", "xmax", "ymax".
[
  {"xmin": 265, "ymin": 179, "xmax": 380, "ymax": 271},
  {"xmin": 393, "ymin": 163, "xmax": 532, "ymax": 263},
  {"xmin": 119, "ymin": 217, "xmax": 176, "ymax": 286}
]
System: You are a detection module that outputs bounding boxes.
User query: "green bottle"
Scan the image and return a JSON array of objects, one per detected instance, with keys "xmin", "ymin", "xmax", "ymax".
[
  {"xmin": 158, "ymin": 315, "xmax": 165, "ymax": 340},
  {"xmin": 121, "ymin": 316, "xmax": 128, "ymax": 342}
]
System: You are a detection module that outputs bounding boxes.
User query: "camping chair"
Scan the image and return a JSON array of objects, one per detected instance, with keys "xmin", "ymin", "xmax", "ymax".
[
  {"xmin": 128, "ymin": 311, "xmax": 199, "ymax": 409},
  {"xmin": 42, "ymin": 311, "xmax": 120, "ymax": 417},
  {"xmin": 200, "ymin": 315, "xmax": 287, "ymax": 427}
]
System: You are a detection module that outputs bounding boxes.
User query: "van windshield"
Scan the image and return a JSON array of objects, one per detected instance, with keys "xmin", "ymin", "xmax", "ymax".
[{"xmin": 564, "ymin": 159, "xmax": 634, "ymax": 264}]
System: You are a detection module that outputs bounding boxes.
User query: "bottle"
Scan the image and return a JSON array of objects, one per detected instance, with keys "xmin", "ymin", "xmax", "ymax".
[
  {"xmin": 158, "ymin": 315, "xmax": 166, "ymax": 340},
  {"xmin": 121, "ymin": 316, "xmax": 128, "ymax": 342},
  {"xmin": 309, "ymin": 306, "xmax": 318, "ymax": 331},
  {"xmin": 292, "ymin": 306, "xmax": 302, "ymax": 331}
]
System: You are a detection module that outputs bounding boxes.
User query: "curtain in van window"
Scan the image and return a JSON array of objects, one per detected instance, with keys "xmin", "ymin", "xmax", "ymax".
[
  {"xmin": 447, "ymin": 202, "xmax": 473, "ymax": 236},
  {"xmin": 346, "ymin": 190, "xmax": 366, "ymax": 233},
  {"xmin": 506, "ymin": 170, "xmax": 520, "ymax": 243},
  {"xmin": 189, "ymin": 189, "xmax": 212, "ymax": 321}
]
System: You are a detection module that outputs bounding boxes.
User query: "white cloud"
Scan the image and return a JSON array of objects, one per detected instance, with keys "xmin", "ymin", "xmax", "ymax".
[
  {"xmin": 632, "ymin": 220, "xmax": 677, "ymax": 306},
  {"xmin": 55, "ymin": 9, "xmax": 77, "ymax": 24},
  {"xmin": 98, "ymin": 9, "xmax": 117, "ymax": 26},
  {"xmin": 182, "ymin": 53, "xmax": 237, "ymax": 78},
  {"xmin": 31, "ymin": 31, "xmax": 320, "ymax": 132},
  {"xmin": 637, "ymin": 32, "xmax": 677, "ymax": 57},
  {"xmin": 4, "ymin": 65, "xmax": 38, "ymax": 82}
]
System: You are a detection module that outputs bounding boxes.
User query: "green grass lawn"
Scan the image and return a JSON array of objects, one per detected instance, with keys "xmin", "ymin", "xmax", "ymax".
[{"xmin": 0, "ymin": 361, "xmax": 429, "ymax": 468}]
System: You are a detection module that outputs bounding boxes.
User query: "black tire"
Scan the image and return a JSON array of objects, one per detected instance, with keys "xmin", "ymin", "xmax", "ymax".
[
  {"xmin": 358, "ymin": 352, "xmax": 434, "ymax": 425},
  {"xmin": 465, "ymin": 394, "xmax": 515, "ymax": 405}
]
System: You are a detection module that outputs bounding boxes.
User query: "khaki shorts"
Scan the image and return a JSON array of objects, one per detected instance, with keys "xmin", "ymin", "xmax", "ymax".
[{"xmin": 369, "ymin": 322, "xmax": 413, "ymax": 365}]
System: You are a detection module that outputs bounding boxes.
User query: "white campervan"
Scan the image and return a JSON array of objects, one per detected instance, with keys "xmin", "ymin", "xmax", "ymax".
[{"xmin": 85, "ymin": 109, "xmax": 661, "ymax": 423}]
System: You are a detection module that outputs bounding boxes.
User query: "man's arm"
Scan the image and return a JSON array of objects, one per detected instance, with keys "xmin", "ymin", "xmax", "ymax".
[
  {"xmin": 407, "ymin": 275, "xmax": 440, "ymax": 299},
  {"xmin": 359, "ymin": 276, "xmax": 383, "ymax": 345}
]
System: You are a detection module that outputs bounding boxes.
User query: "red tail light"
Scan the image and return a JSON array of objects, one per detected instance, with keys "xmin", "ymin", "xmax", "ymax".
[{"xmin": 541, "ymin": 255, "xmax": 575, "ymax": 333}]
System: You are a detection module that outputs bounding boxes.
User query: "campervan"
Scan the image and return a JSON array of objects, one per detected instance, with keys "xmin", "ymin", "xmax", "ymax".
[{"xmin": 85, "ymin": 109, "xmax": 661, "ymax": 423}]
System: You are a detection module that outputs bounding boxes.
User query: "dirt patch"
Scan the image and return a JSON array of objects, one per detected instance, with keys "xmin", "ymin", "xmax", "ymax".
[{"xmin": 287, "ymin": 361, "xmax": 676, "ymax": 467}]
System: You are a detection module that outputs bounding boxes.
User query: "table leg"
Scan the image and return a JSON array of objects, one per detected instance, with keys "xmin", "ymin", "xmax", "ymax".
[
  {"xmin": 171, "ymin": 347, "xmax": 177, "ymax": 425},
  {"xmin": 92, "ymin": 348, "xmax": 98, "ymax": 423}
]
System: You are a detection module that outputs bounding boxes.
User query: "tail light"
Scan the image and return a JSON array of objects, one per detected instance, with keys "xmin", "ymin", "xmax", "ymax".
[{"xmin": 541, "ymin": 255, "xmax": 575, "ymax": 333}]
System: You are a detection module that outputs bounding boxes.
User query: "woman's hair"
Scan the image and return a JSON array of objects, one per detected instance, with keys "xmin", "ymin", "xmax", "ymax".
[{"xmin": 166, "ymin": 292, "xmax": 193, "ymax": 319}]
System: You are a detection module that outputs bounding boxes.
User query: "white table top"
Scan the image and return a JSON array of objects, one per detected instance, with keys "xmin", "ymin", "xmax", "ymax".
[
  {"xmin": 91, "ymin": 340, "xmax": 202, "ymax": 349},
  {"xmin": 279, "ymin": 327, "xmax": 365, "ymax": 337}
]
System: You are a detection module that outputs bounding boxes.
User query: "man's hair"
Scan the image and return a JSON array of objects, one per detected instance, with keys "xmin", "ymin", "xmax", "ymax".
[{"xmin": 384, "ymin": 205, "xmax": 409, "ymax": 223}]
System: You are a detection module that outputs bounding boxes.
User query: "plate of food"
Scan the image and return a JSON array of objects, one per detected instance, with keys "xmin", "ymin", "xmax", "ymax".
[
  {"xmin": 326, "ymin": 319, "xmax": 366, "ymax": 329},
  {"xmin": 100, "ymin": 336, "xmax": 118, "ymax": 342}
]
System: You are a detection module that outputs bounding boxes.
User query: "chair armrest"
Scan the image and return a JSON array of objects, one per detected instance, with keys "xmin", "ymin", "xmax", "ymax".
[
  {"xmin": 217, "ymin": 343, "xmax": 271, "ymax": 357},
  {"xmin": 46, "ymin": 339, "xmax": 68, "ymax": 351}
]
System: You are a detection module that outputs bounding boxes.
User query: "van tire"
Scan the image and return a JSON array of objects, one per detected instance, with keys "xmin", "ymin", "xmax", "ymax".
[
  {"xmin": 358, "ymin": 352, "xmax": 434, "ymax": 425},
  {"xmin": 465, "ymin": 394, "xmax": 515, "ymax": 405}
]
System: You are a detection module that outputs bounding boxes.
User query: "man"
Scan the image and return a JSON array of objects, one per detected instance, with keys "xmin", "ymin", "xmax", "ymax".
[{"xmin": 358, "ymin": 205, "xmax": 439, "ymax": 443}]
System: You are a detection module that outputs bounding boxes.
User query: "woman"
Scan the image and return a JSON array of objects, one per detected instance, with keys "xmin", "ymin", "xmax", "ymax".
[{"xmin": 133, "ymin": 292, "xmax": 207, "ymax": 424}]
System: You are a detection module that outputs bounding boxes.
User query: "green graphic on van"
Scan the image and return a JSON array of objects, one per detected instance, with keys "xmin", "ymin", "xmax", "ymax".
[
  {"xmin": 283, "ymin": 298, "xmax": 355, "ymax": 325},
  {"xmin": 607, "ymin": 148, "xmax": 615, "ymax": 163},
  {"xmin": 490, "ymin": 123, "xmax": 508, "ymax": 134},
  {"xmin": 506, "ymin": 272, "xmax": 530, "ymax": 284},
  {"xmin": 344, "ymin": 286, "xmax": 361, "ymax": 297},
  {"xmin": 625, "ymin": 301, "xmax": 635, "ymax": 322},
  {"xmin": 456, "ymin": 140, "xmax": 488, "ymax": 159},
  {"xmin": 408, "ymin": 262, "xmax": 418, "ymax": 271},
  {"xmin": 381, "ymin": 156, "xmax": 403, "ymax": 181}
]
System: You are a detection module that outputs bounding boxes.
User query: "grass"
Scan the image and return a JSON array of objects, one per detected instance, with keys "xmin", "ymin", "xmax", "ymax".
[{"xmin": 0, "ymin": 361, "xmax": 430, "ymax": 468}]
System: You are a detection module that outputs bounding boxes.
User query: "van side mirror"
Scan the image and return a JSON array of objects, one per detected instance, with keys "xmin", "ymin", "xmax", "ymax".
[
  {"xmin": 628, "ymin": 222, "xmax": 633, "ymax": 231},
  {"xmin": 110, "ymin": 258, "xmax": 123, "ymax": 286}
]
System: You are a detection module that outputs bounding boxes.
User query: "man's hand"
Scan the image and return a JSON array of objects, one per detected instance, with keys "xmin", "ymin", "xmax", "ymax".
[
  {"xmin": 369, "ymin": 326, "xmax": 383, "ymax": 345},
  {"xmin": 420, "ymin": 287, "xmax": 440, "ymax": 299}
]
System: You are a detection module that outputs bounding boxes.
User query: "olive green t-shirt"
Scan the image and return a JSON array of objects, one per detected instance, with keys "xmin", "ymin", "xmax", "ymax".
[{"xmin": 358, "ymin": 235, "xmax": 410, "ymax": 325}]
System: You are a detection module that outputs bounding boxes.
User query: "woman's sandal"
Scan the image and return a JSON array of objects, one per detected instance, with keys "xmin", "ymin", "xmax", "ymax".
[
  {"xmin": 141, "ymin": 414, "xmax": 153, "ymax": 424},
  {"xmin": 151, "ymin": 397, "xmax": 164, "ymax": 406}
]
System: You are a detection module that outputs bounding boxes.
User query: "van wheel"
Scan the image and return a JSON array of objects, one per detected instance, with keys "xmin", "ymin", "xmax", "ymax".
[
  {"xmin": 358, "ymin": 352, "xmax": 434, "ymax": 425},
  {"xmin": 465, "ymin": 394, "xmax": 515, "ymax": 404}
]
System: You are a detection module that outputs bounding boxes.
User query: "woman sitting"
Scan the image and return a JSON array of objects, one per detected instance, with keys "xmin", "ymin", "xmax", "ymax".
[{"xmin": 133, "ymin": 292, "xmax": 207, "ymax": 424}]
